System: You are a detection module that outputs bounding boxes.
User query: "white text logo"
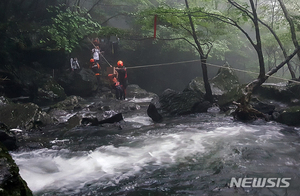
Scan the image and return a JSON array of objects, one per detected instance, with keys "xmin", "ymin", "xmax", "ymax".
[{"xmin": 230, "ymin": 178, "xmax": 291, "ymax": 188}]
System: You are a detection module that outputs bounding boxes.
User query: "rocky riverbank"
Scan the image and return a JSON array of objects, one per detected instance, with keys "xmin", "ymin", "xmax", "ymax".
[
  {"xmin": 0, "ymin": 84, "xmax": 157, "ymax": 194},
  {"xmin": 1, "ymin": 64, "xmax": 300, "ymax": 194}
]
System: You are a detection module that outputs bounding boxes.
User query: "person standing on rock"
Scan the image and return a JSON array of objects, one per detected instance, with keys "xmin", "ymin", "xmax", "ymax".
[
  {"xmin": 91, "ymin": 46, "xmax": 103, "ymax": 65},
  {"xmin": 107, "ymin": 73, "xmax": 123, "ymax": 99},
  {"xmin": 115, "ymin": 60, "xmax": 128, "ymax": 100},
  {"xmin": 90, "ymin": 59, "xmax": 101, "ymax": 89},
  {"xmin": 70, "ymin": 57, "xmax": 80, "ymax": 72}
]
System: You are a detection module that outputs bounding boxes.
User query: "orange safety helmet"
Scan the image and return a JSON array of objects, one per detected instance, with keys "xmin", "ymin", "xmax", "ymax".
[
  {"xmin": 90, "ymin": 59, "xmax": 95, "ymax": 63},
  {"xmin": 117, "ymin": 60, "xmax": 123, "ymax": 67}
]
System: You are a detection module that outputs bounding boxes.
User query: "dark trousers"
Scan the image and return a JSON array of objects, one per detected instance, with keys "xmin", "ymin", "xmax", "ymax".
[{"xmin": 115, "ymin": 85, "xmax": 124, "ymax": 100}]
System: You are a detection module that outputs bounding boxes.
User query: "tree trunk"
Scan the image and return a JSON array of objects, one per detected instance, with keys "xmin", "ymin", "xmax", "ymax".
[
  {"xmin": 234, "ymin": 47, "xmax": 300, "ymax": 121},
  {"xmin": 249, "ymin": 0, "xmax": 265, "ymax": 79},
  {"xmin": 278, "ymin": 0, "xmax": 300, "ymax": 63},
  {"xmin": 201, "ymin": 57, "xmax": 213, "ymax": 102},
  {"xmin": 185, "ymin": 0, "xmax": 213, "ymax": 103},
  {"xmin": 87, "ymin": 0, "xmax": 103, "ymax": 14},
  {"xmin": 256, "ymin": 14, "xmax": 296, "ymax": 79}
]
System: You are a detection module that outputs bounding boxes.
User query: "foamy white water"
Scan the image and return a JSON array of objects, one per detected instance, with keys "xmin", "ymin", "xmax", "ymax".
[
  {"xmin": 11, "ymin": 122, "xmax": 293, "ymax": 194},
  {"xmin": 128, "ymin": 97, "xmax": 153, "ymax": 103},
  {"xmin": 124, "ymin": 114, "xmax": 154, "ymax": 127}
]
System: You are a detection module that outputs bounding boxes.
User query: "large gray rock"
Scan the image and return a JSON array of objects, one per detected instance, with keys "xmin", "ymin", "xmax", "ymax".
[
  {"xmin": 57, "ymin": 68, "xmax": 98, "ymax": 97},
  {"xmin": 254, "ymin": 82, "xmax": 300, "ymax": 104},
  {"xmin": 0, "ymin": 102, "xmax": 54, "ymax": 130},
  {"xmin": 49, "ymin": 95, "xmax": 85, "ymax": 111},
  {"xmin": 209, "ymin": 64, "xmax": 242, "ymax": 106},
  {"xmin": 0, "ymin": 143, "xmax": 33, "ymax": 195},
  {"xmin": 126, "ymin": 84, "xmax": 157, "ymax": 99},
  {"xmin": 0, "ymin": 66, "xmax": 66, "ymax": 105},
  {"xmin": 159, "ymin": 89, "xmax": 206, "ymax": 115},
  {"xmin": 183, "ymin": 64, "xmax": 242, "ymax": 106},
  {"xmin": 0, "ymin": 70, "xmax": 24, "ymax": 98},
  {"xmin": 276, "ymin": 106, "xmax": 300, "ymax": 126},
  {"xmin": 159, "ymin": 64, "xmax": 241, "ymax": 115},
  {"xmin": 35, "ymin": 78, "xmax": 67, "ymax": 105},
  {"xmin": 147, "ymin": 103, "xmax": 163, "ymax": 122},
  {"xmin": 47, "ymin": 96, "xmax": 86, "ymax": 127},
  {"xmin": 0, "ymin": 122, "xmax": 18, "ymax": 151},
  {"xmin": 183, "ymin": 77, "xmax": 206, "ymax": 97}
]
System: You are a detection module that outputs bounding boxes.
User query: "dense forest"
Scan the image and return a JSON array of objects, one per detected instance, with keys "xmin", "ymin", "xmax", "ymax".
[{"xmin": 1, "ymin": 0, "xmax": 300, "ymax": 102}]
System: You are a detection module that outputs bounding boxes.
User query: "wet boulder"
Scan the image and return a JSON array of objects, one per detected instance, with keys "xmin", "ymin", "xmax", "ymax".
[
  {"xmin": 0, "ymin": 70, "xmax": 24, "ymax": 98},
  {"xmin": 34, "ymin": 78, "xmax": 66, "ymax": 105},
  {"xmin": 0, "ymin": 102, "xmax": 54, "ymax": 130},
  {"xmin": 47, "ymin": 96, "xmax": 85, "ymax": 125},
  {"xmin": 254, "ymin": 82, "xmax": 300, "ymax": 104},
  {"xmin": 276, "ymin": 106, "xmax": 300, "ymax": 126},
  {"xmin": 94, "ymin": 100, "xmax": 141, "ymax": 115},
  {"xmin": 147, "ymin": 103, "xmax": 163, "ymax": 123},
  {"xmin": 82, "ymin": 113, "xmax": 124, "ymax": 126},
  {"xmin": 184, "ymin": 63, "xmax": 241, "ymax": 107},
  {"xmin": 191, "ymin": 101, "xmax": 212, "ymax": 113},
  {"xmin": 159, "ymin": 64, "xmax": 241, "ymax": 115},
  {"xmin": 1, "ymin": 65, "xmax": 66, "ymax": 105},
  {"xmin": 251, "ymin": 98, "xmax": 276, "ymax": 115},
  {"xmin": 66, "ymin": 114, "xmax": 82, "ymax": 129},
  {"xmin": 167, "ymin": 63, "xmax": 242, "ymax": 113},
  {"xmin": 126, "ymin": 84, "xmax": 157, "ymax": 99},
  {"xmin": 182, "ymin": 77, "xmax": 205, "ymax": 98},
  {"xmin": 159, "ymin": 89, "xmax": 206, "ymax": 115},
  {"xmin": 209, "ymin": 64, "xmax": 242, "ymax": 106},
  {"xmin": 0, "ymin": 123, "xmax": 18, "ymax": 151},
  {"xmin": 210, "ymin": 64, "xmax": 240, "ymax": 92},
  {"xmin": 57, "ymin": 68, "xmax": 98, "ymax": 97},
  {"xmin": 0, "ymin": 143, "xmax": 33, "ymax": 196},
  {"xmin": 49, "ymin": 95, "xmax": 85, "ymax": 111}
]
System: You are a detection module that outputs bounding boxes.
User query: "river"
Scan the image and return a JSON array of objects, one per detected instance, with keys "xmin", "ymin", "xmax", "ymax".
[{"xmin": 11, "ymin": 97, "xmax": 300, "ymax": 196}]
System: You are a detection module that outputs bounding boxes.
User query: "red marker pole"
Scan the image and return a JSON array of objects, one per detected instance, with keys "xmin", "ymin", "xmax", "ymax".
[{"xmin": 154, "ymin": 14, "xmax": 157, "ymax": 39}]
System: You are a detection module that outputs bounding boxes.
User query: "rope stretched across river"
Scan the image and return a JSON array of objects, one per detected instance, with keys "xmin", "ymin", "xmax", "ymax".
[
  {"xmin": 126, "ymin": 59, "xmax": 300, "ymax": 84},
  {"xmin": 87, "ymin": 37, "xmax": 299, "ymax": 84}
]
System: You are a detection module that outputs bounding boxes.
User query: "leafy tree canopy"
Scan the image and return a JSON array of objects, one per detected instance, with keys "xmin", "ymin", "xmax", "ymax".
[
  {"xmin": 135, "ymin": 2, "xmax": 239, "ymax": 60},
  {"xmin": 40, "ymin": 4, "xmax": 101, "ymax": 53}
]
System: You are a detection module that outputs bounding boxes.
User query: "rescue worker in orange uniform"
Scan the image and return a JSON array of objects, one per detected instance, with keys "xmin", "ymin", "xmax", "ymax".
[
  {"xmin": 115, "ymin": 60, "xmax": 128, "ymax": 100},
  {"xmin": 107, "ymin": 73, "xmax": 123, "ymax": 99},
  {"xmin": 90, "ymin": 59, "xmax": 101, "ymax": 89}
]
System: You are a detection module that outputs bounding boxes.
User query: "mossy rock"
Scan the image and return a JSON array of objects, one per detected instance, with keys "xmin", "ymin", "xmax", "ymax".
[
  {"xmin": 35, "ymin": 78, "xmax": 67, "ymax": 105},
  {"xmin": 210, "ymin": 64, "xmax": 240, "ymax": 92},
  {"xmin": 49, "ymin": 95, "xmax": 85, "ymax": 111},
  {"xmin": 0, "ymin": 102, "xmax": 53, "ymax": 130},
  {"xmin": 0, "ymin": 143, "xmax": 33, "ymax": 196},
  {"xmin": 126, "ymin": 84, "xmax": 157, "ymax": 98},
  {"xmin": 57, "ymin": 68, "xmax": 98, "ymax": 97},
  {"xmin": 276, "ymin": 106, "xmax": 300, "ymax": 126},
  {"xmin": 160, "ymin": 89, "xmax": 204, "ymax": 115},
  {"xmin": 254, "ymin": 83, "xmax": 300, "ymax": 104},
  {"xmin": 184, "ymin": 64, "xmax": 241, "ymax": 107},
  {"xmin": 183, "ymin": 77, "xmax": 205, "ymax": 97}
]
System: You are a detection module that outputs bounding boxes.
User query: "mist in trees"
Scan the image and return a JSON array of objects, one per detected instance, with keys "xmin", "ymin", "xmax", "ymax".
[{"xmin": 1, "ymin": 0, "xmax": 300, "ymax": 97}]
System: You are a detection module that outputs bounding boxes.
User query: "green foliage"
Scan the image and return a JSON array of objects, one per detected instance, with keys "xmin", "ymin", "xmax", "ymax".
[
  {"xmin": 136, "ymin": 3, "xmax": 229, "ymax": 59},
  {"xmin": 41, "ymin": 4, "xmax": 101, "ymax": 53}
]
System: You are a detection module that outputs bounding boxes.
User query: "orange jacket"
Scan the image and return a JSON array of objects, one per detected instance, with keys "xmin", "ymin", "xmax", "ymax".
[
  {"xmin": 91, "ymin": 62, "xmax": 100, "ymax": 69},
  {"xmin": 107, "ymin": 74, "xmax": 119, "ymax": 86}
]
